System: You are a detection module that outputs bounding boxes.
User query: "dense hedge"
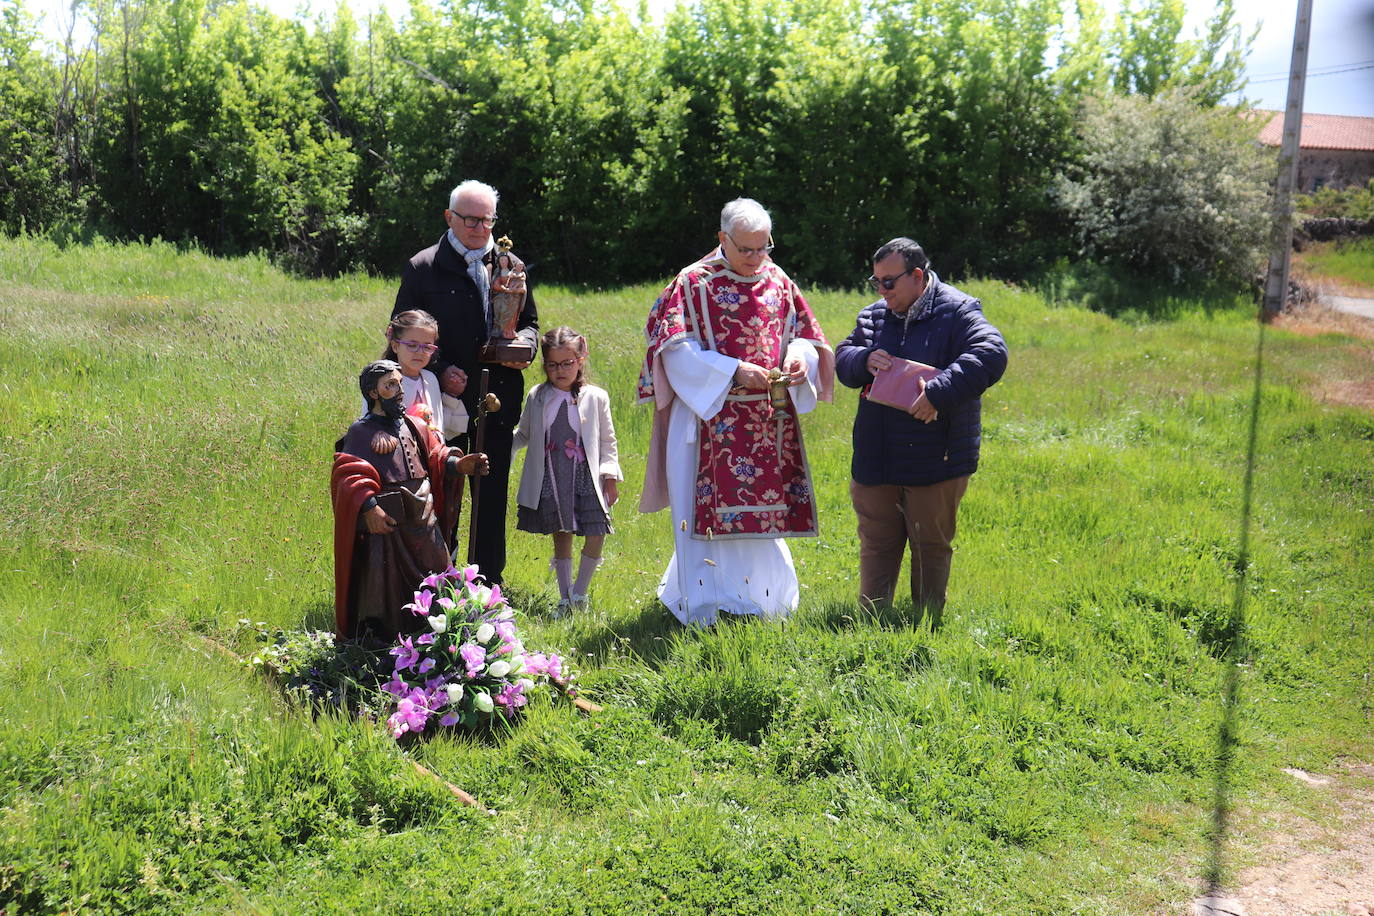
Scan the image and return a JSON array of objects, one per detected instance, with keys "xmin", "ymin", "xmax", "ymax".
[{"xmin": 1, "ymin": 0, "xmax": 1252, "ymax": 284}]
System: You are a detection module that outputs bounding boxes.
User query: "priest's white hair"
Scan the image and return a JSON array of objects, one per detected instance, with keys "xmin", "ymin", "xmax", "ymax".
[
  {"xmin": 720, "ymin": 197, "xmax": 772, "ymax": 235},
  {"xmin": 449, "ymin": 180, "xmax": 499, "ymax": 212}
]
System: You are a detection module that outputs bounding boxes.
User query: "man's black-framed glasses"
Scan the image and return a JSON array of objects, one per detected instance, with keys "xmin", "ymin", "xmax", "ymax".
[
  {"xmin": 867, "ymin": 269, "xmax": 913, "ymax": 292},
  {"xmin": 727, "ymin": 234, "xmax": 775, "ymax": 258},
  {"xmin": 453, "ymin": 212, "xmax": 497, "ymax": 229}
]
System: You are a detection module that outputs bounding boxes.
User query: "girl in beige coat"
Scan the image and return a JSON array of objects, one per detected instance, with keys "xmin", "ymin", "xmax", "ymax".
[{"xmin": 513, "ymin": 327, "xmax": 622, "ymax": 611}]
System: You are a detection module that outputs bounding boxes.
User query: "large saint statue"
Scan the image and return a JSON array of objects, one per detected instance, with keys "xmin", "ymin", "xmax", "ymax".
[
  {"xmin": 637, "ymin": 198, "xmax": 834, "ymax": 626},
  {"xmin": 331, "ymin": 360, "xmax": 488, "ymax": 640}
]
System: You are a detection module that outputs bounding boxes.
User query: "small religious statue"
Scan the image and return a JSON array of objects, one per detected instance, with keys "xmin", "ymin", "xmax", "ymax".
[
  {"xmin": 330, "ymin": 360, "xmax": 489, "ymax": 641},
  {"xmin": 479, "ymin": 236, "xmax": 536, "ymax": 364}
]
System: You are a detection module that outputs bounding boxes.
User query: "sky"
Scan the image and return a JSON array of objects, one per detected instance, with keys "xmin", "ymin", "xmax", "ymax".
[
  {"xmin": 1236, "ymin": 0, "xmax": 1374, "ymax": 116},
  {"xmin": 30, "ymin": 0, "xmax": 1374, "ymax": 117}
]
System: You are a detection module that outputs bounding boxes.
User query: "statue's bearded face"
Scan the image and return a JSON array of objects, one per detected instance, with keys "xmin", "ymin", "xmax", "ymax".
[{"xmin": 370, "ymin": 369, "xmax": 406, "ymax": 419}]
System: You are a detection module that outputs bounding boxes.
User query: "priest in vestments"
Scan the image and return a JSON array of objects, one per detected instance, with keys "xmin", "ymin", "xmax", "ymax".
[{"xmin": 638, "ymin": 198, "xmax": 834, "ymax": 626}]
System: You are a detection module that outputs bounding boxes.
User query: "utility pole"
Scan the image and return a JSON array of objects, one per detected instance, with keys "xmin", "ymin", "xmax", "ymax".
[{"xmin": 1262, "ymin": 0, "xmax": 1314, "ymax": 314}]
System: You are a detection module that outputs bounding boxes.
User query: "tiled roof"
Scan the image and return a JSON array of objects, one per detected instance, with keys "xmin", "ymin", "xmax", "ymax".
[{"xmin": 1255, "ymin": 110, "xmax": 1374, "ymax": 152}]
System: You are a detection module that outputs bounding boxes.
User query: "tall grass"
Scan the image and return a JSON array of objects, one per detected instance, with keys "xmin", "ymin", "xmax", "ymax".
[
  {"xmin": 1, "ymin": 234, "xmax": 1371, "ymax": 913},
  {"xmin": 1302, "ymin": 237, "xmax": 1374, "ymax": 290}
]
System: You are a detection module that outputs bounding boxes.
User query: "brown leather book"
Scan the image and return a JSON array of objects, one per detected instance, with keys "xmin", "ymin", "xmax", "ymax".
[
  {"xmin": 374, "ymin": 490, "xmax": 407, "ymax": 522},
  {"xmin": 868, "ymin": 356, "xmax": 940, "ymax": 411}
]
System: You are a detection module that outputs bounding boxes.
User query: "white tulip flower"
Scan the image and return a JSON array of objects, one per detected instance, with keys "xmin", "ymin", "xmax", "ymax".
[
  {"xmin": 428, "ymin": 613, "xmax": 448, "ymax": 634},
  {"xmin": 473, "ymin": 691, "xmax": 495, "ymax": 713},
  {"xmin": 444, "ymin": 683, "xmax": 464, "ymax": 703},
  {"xmin": 487, "ymin": 660, "xmax": 511, "ymax": 678},
  {"xmin": 475, "ymin": 623, "xmax": 496, "ymax": 643}
]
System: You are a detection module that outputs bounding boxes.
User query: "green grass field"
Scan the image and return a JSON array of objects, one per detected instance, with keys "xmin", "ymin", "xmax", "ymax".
[
  {"xmin": 1302, "ymin": 237, "xmax": 1374, "ymax": 291},
  {"xmin": 1, "ymin": 235, "xmax": 1371, "ymax": 914}
]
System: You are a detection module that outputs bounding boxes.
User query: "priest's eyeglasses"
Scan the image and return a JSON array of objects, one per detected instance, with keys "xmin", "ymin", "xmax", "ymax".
[
  {"xmin": 395, "ymin": 339, "xmax": 440, "ymax": 355},
  {"xmin": 453, "ymin": 212, "xmax": 498, "ymax": 229},
  {"xmin": 545, "ymin": 358, "xmax": 581, "ymax": 370},
  {"xmin": 727, "ymin": 234, "xmax": 775, "ymax": 258},
  {"xmin": 868, "ymin": 269, "xmax": 913, "ymax": 291}
]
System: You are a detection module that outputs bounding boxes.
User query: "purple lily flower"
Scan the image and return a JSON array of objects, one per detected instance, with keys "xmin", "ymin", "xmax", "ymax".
[
  {"xmin": 496, "ymin": 682, "xmax": 528, "ymax": 711},
  {"xmin": 381, "ymin": 677, "xmax": 408, "ymax": 697},
  {"xmin": 388, "ymin": 691, "xmax": 431, "ymax": 737},
  {"xmin": 391, "ymin": 636, "xmax": 420, "ymax": 673},
  {"xmin": 404, "ymin": 589, "xmax": 433, "ymax": 617},
  {"xmin": 439, "ymin": 711, "xmax": 461, "ymax": 727},
  {"xmin": 459, "ymin": 643, "xmax": 486, "ymax": 678}
]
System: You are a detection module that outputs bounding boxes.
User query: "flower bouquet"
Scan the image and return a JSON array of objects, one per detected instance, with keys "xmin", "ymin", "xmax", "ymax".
[{"xmin": 382, "ymin": 564, "xmax": 574, "ymax": 739}]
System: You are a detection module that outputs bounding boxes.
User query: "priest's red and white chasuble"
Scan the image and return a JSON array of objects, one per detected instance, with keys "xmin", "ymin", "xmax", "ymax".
[{"xmin": 638, "ymin": 252, "xmax": 833, "ymax": 540}]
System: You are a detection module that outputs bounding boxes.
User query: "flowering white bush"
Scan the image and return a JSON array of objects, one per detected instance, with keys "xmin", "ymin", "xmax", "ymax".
[
  {"xmin": 1053, "ymin": 90, "xmax": 1274, "ymax": 283},
  {"xmin": 382, "ymin": 565, "xmax": 574, "ymax": 739}
]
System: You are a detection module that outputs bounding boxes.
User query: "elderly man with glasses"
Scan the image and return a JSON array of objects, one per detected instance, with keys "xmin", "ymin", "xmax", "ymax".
[
  {"xmin": 391, "ymin": 179, "xmax": 539, "ymax": 585},
  {"xmin": 638, "ymin": 198, "xmax": 834, "ymax": 626},
  {"xmin": 835, "ymin": 237, "xmax": 1007, "ymax": 627}
]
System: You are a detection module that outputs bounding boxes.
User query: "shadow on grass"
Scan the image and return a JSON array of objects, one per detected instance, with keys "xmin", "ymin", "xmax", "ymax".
[
  {"xmin": 1034, "ymin": 261, "xmax": 1252, "ymax": 321},
  {"xmin": 801, "ymin": 597, "xmax": 943, "ymax": 634},
  {"xmin": 571, "ymin": 597, "xmax": 684, "ymax": 670},
  {"xmin": 1202, "ymin": 308, "xmax": 1266, "ymax": 895}
]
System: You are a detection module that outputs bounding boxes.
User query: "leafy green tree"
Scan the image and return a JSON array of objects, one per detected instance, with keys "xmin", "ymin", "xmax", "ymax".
[
  {"xmin": 203, "ymin": 5, "xmax": 360, "ymax": 272},
  {"xmin": 1109, "ymin": 0, "xmax": 1251, "ymax": 105},
  {"xmin": 0, "ymin": 0, "xmax": 63, "ymax": 232},
  {"xmin": 868, "ymin": 0, "xmax": 1075, "ymax": 278},
  {"xmin": 759, "ymin": 0, "xmax": 918, "ymax": 284},
  {"xmin": 0, "ymin": 0, "xmax": 1271, "ymax": 285},
  {"xmin": 1052, "ymin": 89, "xmax": 1273, "ymax": 283}
]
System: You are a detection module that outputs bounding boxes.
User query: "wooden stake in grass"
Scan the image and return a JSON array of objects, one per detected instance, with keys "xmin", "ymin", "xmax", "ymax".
[{"xmin": 409, "ymin": 760, "xmax": 490, "ymax": 813}]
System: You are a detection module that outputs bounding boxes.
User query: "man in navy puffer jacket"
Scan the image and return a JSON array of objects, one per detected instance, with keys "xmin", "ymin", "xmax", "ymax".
[{"xmin": 835, "ymin": 238, "xmax": 1007, "ymax": 624}]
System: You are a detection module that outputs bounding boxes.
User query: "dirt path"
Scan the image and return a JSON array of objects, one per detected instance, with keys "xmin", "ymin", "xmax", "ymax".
[
  {"xmin": 1290, "ymin": 247, "xmax": 1374, "ymax": 326},
  {"xmin": 1269, "ymin": 247, "xmax": 1374, "ymax": 415},
  {"xmin": 1192, "ymin": 760, "xmax": 1374, "ymax": 916}
]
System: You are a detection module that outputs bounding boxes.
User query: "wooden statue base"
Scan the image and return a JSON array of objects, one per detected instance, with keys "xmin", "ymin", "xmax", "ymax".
[{"xmin": 479, "ymin": 340, "xmax": 536, "ymax": 364}]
